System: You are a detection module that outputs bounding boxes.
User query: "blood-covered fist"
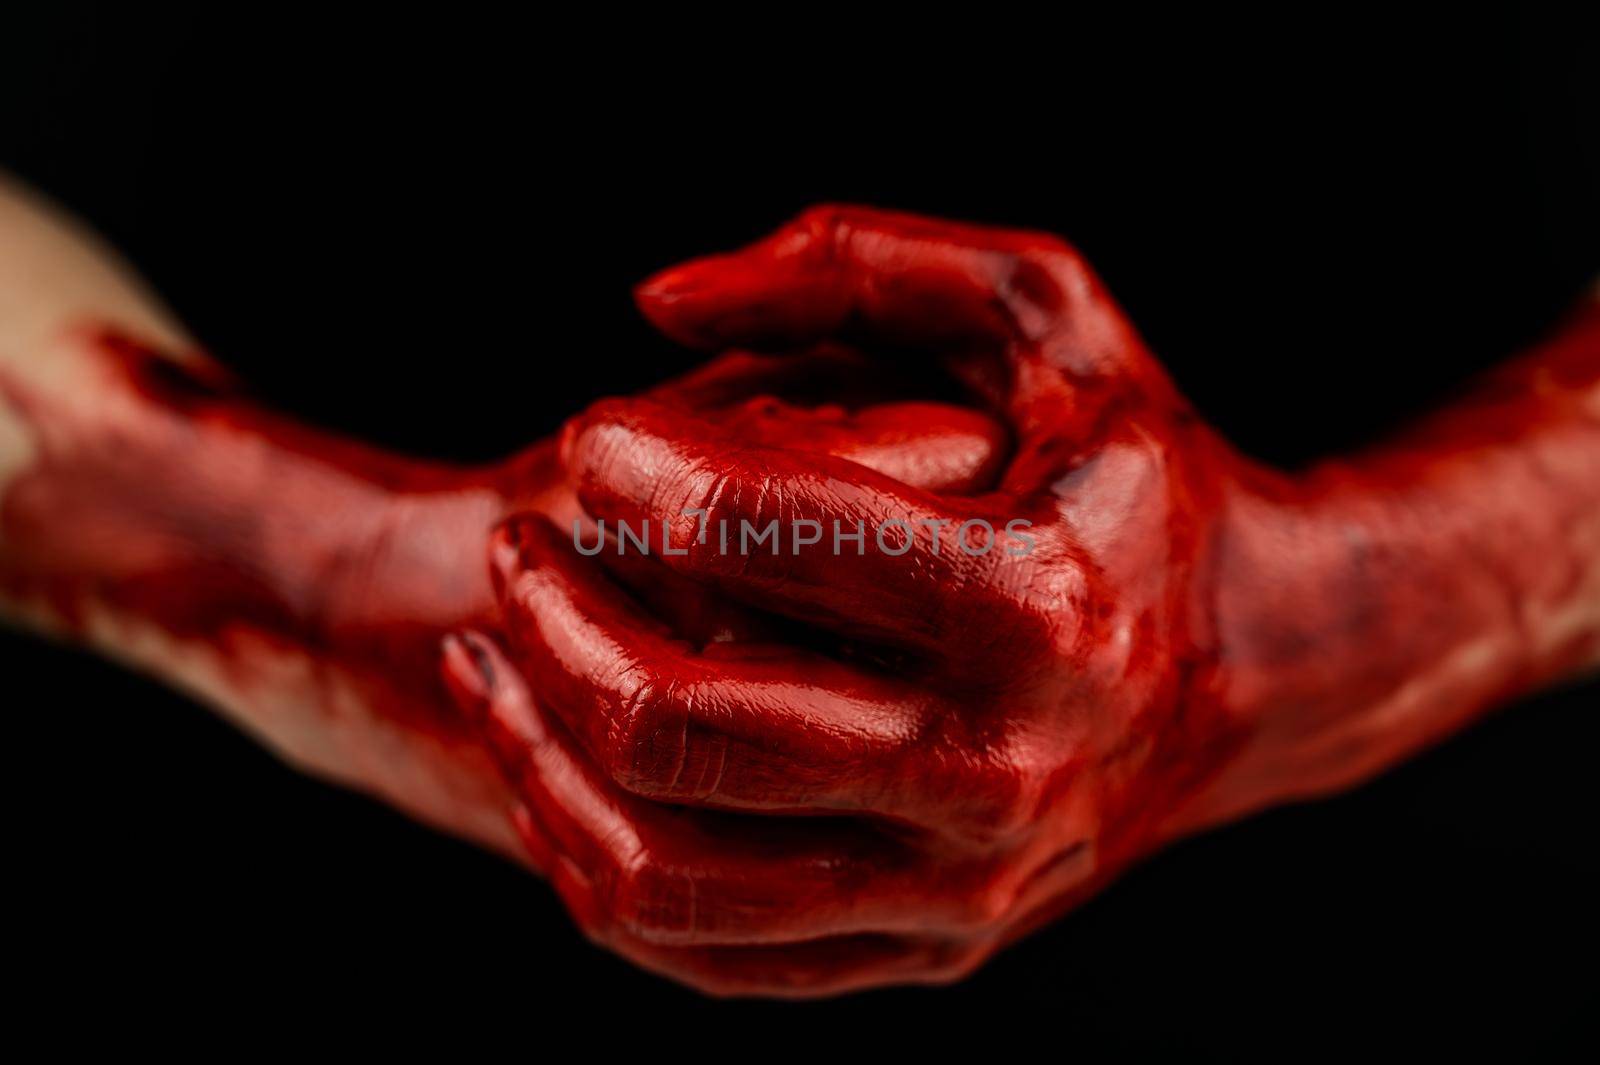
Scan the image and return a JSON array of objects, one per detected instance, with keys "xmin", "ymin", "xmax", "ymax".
[{"xmin": 444, "ymin": 207, "xmax": 1257, "ymax": 995}]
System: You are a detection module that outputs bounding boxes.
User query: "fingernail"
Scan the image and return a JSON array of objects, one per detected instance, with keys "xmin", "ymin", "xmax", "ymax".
[{"xmin": 441, "ymin": 631, "xmax": 496, "ymax": 702}]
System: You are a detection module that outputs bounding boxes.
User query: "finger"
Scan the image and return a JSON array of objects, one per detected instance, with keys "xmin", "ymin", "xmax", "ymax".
[
  {"xmin": 503, "ymin": 789, "xmax": 991, "ymax": 998},
  {"xmin": 491, "ymin": 518, "xmax": 1041, "ymax": 841},
  {"xmin": 706, "ymin": 395, "xmax": 1007, "ymax": 495},
  {"xmin": 635, "ymin": 207, "xmax": 1179, "ymax": 498},
  {"xmin": 645, "ymin": 345, "xmax": 1010, "ymax": 495},
  {"xmin": 561, "ymin": 398, "xmax": 1071, "ymax": 663},
  {"xmin": 604, "ymin": 929, "xmax": 988, "ymax": 999},
  {"xmin": 590, "ymin": 543, "xmax": 781, "ymax": 647},
  {"xmin": 635, "ymin": 205, "xmax": 1128, "ymax": 373},
  {"xmin": 441, "ymin": 630, "xmax": 1015, "ymax": 944},
  {"xmin": 584, "ymin": 389, "xmax": 1008, "ymax": 640},
  {"xmin": 580, "ymin": 378, "xmax": 1009, "ymax": 651}
]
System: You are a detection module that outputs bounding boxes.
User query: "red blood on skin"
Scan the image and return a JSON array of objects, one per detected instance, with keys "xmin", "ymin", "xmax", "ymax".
[{"xmin": 5, "ymin": 208, "xmax": 1598, "ymax": 997}]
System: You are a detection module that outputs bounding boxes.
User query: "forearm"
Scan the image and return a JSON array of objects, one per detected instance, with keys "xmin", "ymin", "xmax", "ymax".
[
  {"xmin": 0, "ymin": 174, "xmax": 536, "ymax": 659},
  {"xmin": 1192, "ymin": 296, "xmax": 1600, "ymax": 825},
  {"xmin": 0, "ymin": 324, "xmax": 542, "ymax": 848},
  {"xmin": 0, "ymin": 176, "xmax": 544, "ymax": 849},
  {"xmin": 1, "ymin": 326, "xmax": 505, "ymax": 647}
]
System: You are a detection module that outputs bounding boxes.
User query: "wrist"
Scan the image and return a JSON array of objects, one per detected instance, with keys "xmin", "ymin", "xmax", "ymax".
[
  {"xmin": 1188, "ymin": 391, "xmax": 1600, "ymax": 831},
  {"xmin": 0, "ymin": 325, "xmax": 518, "ymax": 655}
]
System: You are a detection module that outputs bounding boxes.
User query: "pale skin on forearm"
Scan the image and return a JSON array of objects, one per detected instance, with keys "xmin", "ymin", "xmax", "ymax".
[
  {"xmin": 0, "ymin": 174, "xmax": 192, "ymax": 486},
  {"xmin": 0, "ymin": 174, "xmax": 525, "ymax": 852}
]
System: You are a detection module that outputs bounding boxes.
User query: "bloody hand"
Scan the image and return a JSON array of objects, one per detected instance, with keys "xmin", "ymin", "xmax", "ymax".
[
  {"xmin": 4, "ymin": 203, "xmax": 1595, "ymax": 999},
  {"xmin": 0, "ymin": 317, "xmax": 1006, "ymax": 859},
  {"xmin": 445, "ymin": 207, "xmax": 1600, "ymax": 995}
]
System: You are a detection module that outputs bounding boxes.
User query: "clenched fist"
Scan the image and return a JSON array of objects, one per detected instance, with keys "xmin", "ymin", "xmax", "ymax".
[{"xmin": 443, "ymin": 207, "xmax": 1600, "ymax": 994}]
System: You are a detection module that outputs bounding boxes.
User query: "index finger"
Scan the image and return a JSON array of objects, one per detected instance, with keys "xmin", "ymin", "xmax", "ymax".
[{"xmin": 634, "ymin": 205, "xmax": 1132, "ymax": 377}]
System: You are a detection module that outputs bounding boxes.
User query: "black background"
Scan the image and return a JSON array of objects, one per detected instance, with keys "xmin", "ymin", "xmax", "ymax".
[{"xmin": 4, "ymin": 6, "xmax": 1596, "ymax": 1056}]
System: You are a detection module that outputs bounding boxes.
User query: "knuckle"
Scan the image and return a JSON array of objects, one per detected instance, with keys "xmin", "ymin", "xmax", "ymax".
[
  {"xmin": 953, "ymin": 877, "xmax": 1018, "ymax": 931},
  {"xmin": 978, "ymin": 761, "xmax": 1047, "ymax": 840},
  {"xmin": 956, "ymin": 553, "xmax": 1069, "ymax": 679},
  {"xmin": 1014, "ymin": 232, "xmax": 1077, "ymax": 261},
  {"xmin": 678, "ymin": 463, "xmax": 786, "ymax": 578},
  {"xmin": 608, "ymin": 853, "xmax": 702, "ymax": 942},
  {"xmin": 769, "ymin": 204, "xmax": 850, "ymax": 267},
  {"xmin": 937, "ymin": 734, "xmax": 1051, "ymax": 844},
  {"xmin": 599, "ymin": 670, "xmax": 688, "ymax": 798},
  {"xmin": 1000, "ymin": 247, "xmax": 1092, "ymax": 338},
  {"xmin": 792, "ymin": 203, "xmax": 850, "ymax": 241}
]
